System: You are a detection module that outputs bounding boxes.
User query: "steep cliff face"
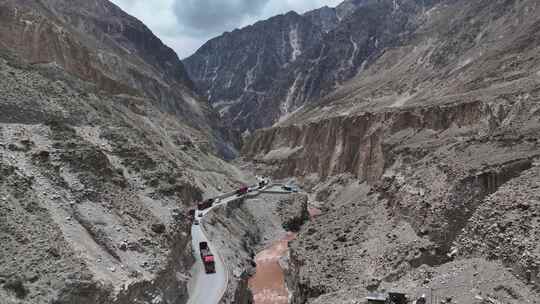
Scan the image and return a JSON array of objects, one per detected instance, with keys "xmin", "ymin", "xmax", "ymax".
[
  {"xmin": 244, "ymin": 0, "xmax": 540, "ymax": 181},
  {"xmin": 184, "ymin": 10, "xmax": 327, "ymax": 131},
  {"xmin": 243, "ymin": 0, "xmax": 540, "ymax": 302},
  {"xmin": 0, "ymin": 0, "xmax": 246, "ymax": 303},
  {"xmin": 185, "ymin": 0, "xmax": 441, "ymax": 132},
  {"xmin": 244, "ymin": 101, "xmax": 492, "ymax": 182}
]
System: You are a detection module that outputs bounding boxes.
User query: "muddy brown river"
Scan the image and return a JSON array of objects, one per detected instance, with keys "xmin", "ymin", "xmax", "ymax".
[
  {"xmin": 249, "ymin": 232, "xmax": 296, "ymax": 304},
  {"xmin": 249, "ymin": 206, "xmax": 322, "ymax": 304}
]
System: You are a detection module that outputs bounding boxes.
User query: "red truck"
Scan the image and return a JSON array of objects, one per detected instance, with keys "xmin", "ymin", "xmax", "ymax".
[
  {"xmin": 199, "ymin": 242, "xmax": 216, "ymax": 274},
  {"xmin": 197, "ymin": 199, "xmax": 214, "ymax": 211},
  {"xmin": 235, "ymin": 186, "xmax": 249, "ymax": 196}
]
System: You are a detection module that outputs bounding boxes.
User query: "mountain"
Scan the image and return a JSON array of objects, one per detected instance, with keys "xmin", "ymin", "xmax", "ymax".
[
  {"xmin": 182, "ymin": 1, "xmax": 365, "ymax": 132},
  {"xmin": 1, "ymin": 0, "xmax": 193, "ymax": 108},
  {"xmin": 0, "ymin": 0, "xmax": 241, "ymax": 155},
  {"xmin": 184, "ymin": 0, "xmax": 434, "ymax": 132},
  {"xmin": 184, "ymin": 10, "xmax": 327, "ymax": 132},
  {"xmin": 242, "ymin": 0, "xmax": 540, "ymax": 302},
  {"xmin": 0, "ymin": 1, "xmax": 248, "ymax": 303}
]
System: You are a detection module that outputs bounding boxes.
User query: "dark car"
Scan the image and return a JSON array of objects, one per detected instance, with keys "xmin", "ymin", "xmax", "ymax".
[{"xmin": 282, "ymin": 185, "xmax": 298, "ymax": 192}]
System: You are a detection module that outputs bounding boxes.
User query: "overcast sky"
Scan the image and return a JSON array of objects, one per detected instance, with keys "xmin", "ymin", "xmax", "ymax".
[{"xmin": 110, "ymin": 0, "xmax": 343, "ymax": 59}]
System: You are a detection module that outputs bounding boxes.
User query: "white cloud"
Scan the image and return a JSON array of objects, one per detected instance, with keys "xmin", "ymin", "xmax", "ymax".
[
  {"xmin": 173, "ymin": 0, "xmax": 268, "ymax": 35},
  {"xmin": 110, "ymin": 0, "xmax": 343, "ymax": 59}
]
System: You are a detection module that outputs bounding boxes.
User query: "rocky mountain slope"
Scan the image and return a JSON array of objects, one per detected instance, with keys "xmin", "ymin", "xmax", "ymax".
[
  {"xmin": 0, "ymin": 0, "xmax": 238, "ymax": 156},
  {"xmin": 184, "ymin": 0, "xmax": 386, "ymax": 132},
  {"xmin": 242, "ymin": 0, "xmax": 540, "ymax": 303},
  {"xmin": 184, "ymin": 10, "xmax": 326, "ymax": 132},
  {"xmin": 0, "ymin": 1, "xmax": 248, "ymax": 303}
]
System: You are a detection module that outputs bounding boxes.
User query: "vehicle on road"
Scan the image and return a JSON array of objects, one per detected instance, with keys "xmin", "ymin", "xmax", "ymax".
[
  {"xmin": 366, "ymin": 292, "xmax": 407, "ymax": 304},
  {"xmin": 199, "ymin": 242, "xmax": 216, "ymax": 274},
  {"xmin": 258, "ymin": 179, "xmax": 269, "ymax": 188},
  {"xmin": 282, "ymin": 185, "xmax": 298, "ymax": 192},
  {"xmin": 193, "ymin": 219, "xmax": 200, "ymax": 225},
  {"xmin": 235, "ymin": 186, "xmax": 249, "ymax": 196},
  {"xmin": 197, "ymin": 199, "xmax": 214, "ymax": 210}
]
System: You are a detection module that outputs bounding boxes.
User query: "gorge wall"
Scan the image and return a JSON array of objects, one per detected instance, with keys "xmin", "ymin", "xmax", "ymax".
[
  {"xmin": 248, "ymin": 97, "xmax": 540, "ymax": 303},
  {"xmin": 242, "ymin": 0, "xmax": 540, "ymax": 302},
  {"xmin": 0, "ymin": 0, "xmax": 246, "ymax": 303},
  {"xmin": 243, "ymin": 100, "xmax": 491, "ymax": 183}
]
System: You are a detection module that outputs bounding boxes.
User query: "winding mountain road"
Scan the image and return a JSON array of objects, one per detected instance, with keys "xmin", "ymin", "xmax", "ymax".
[
  {"xmin": 187, "ymin": 182, "xmax": 293, "ymax": 304},
  {"xmin": 188, "ymin": 216, "xmax": 228, "ymax": 304},
  {"xmin": 187, "ymin": 193, "xmax": 240, "ymax": 304}
]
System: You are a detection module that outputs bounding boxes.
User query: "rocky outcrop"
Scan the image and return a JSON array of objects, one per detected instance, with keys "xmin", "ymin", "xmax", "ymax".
[
  {"xmin": 282, "ymin": 166, "xmax": 540, "ymax": 304},
  {"xmin": 456, "ymin": 165, "xmax": 540, "ymax": 288},
  {"xmin": 277, "ymin": 194, "xmax": 309, "ymax": 232},
  {"xmin": 246, "ymin": 98, "xmax": 540, "ymax": 303}
]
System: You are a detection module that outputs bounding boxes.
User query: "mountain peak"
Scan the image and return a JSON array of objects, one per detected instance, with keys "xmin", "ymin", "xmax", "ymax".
[{"xmin": 184, "ymin": 0, "xmax": 429, "ymax": 132}]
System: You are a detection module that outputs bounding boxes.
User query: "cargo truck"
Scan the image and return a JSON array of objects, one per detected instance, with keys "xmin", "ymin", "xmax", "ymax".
[{"xmin": 199, "ymin": 242, "xmax": 216, "ymax": 274}]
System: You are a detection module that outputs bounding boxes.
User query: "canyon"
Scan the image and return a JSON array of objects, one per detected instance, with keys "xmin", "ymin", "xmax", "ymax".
[
  {"xmin": 3, "ymin": 0, "xmax": 540, "ymax": 303},
  {"xmin": 239, "ymin": 0, "xmax": 540, "ymax": 303},
  {"xmin": 183, "ymin": 0, "xmax": 369, "ymax": 132}
]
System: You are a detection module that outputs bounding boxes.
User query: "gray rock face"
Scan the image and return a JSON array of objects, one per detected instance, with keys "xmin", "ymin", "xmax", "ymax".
[
  {"xmin": 242, "ymin": 0, "xmax": 540, "ymax": 302},
  {"xmin": 0, "ymin": 0, "xmax": 249, "ymax": 303},
  {"xmin": 184, "ymin": 10, "xmax": 327, "ymax": 131},
  {"xmin": 303, "ymin": 6, "xmax": 339, "ymax": 34},
  {"xmin": 334, "ymin": 0, "xmax": 378, "ymax": 18},
  {"xmin": 276, "ymin": 194, "xmax": 309, "ymax": 232},
  {"xmin": 0, "ymin": 0, "xmax": 240, "ymax": 155},
  {"xmin": 184, "ymin": 0, "xmax": 437, "ymax": 132}
]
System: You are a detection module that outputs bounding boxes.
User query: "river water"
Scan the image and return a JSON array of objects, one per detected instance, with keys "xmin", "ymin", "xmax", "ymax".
[
  {"xmin": 249, "ymin": 232, "xmax": 296, "ymax": 304},
  {"xmin": 249, "ymin": 207, "xmax": 322, "ymax": 304}
]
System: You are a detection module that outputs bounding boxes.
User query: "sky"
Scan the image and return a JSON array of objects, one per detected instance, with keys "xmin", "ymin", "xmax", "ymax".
[{"xmin": 110, "ymin": 0, "xmax": 343, "ymax": 59}]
